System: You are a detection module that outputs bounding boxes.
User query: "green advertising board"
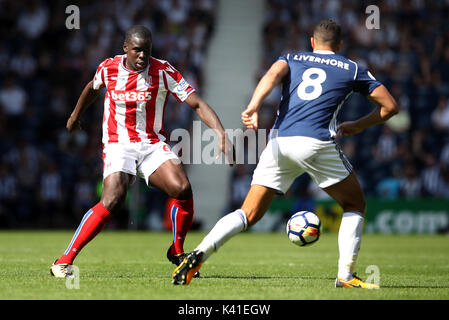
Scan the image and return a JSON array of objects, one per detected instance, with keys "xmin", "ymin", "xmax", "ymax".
[
  {"xmin": 364, "ymin": 198, "xmax": 449, "ymax": 234},
  {"xmin": 265, "ymin": 196, "xmax": 449, "ymax": 234}
]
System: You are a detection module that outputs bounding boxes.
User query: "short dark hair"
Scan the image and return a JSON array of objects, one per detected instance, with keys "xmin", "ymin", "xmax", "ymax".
[
  {"xmin": 125, "ymin": 25, "xmax": 152, "ymax": 44},
  {"xmin": 313, "ymin": 19, "xmax": 341, "ymax": 48}
]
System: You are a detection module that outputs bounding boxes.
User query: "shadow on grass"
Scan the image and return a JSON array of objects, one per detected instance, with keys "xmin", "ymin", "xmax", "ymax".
[
  {"xmin": 197, "ymin": 276, "xmax": 449, "ymax": 289},
  {"xmin": 382, "ymin": 285, "xmax": 449, "ymax": 289},
  {"xmin": 199, "ymin": 275, "xmax": 335, "ymax": 281}
]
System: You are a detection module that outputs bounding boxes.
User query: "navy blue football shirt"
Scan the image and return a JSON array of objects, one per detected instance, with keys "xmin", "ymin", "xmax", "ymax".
[{"xmin": 271, "ymin": 50, "xmax": 381, "ymax": 141}]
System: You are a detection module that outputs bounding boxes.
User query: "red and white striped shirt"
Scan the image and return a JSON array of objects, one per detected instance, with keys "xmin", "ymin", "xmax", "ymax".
[{"xmin": 93, "ymin": 55, "xmax": 195, "ymax": 145}]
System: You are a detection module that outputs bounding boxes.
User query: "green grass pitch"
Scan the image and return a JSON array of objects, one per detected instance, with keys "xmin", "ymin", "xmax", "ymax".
[{"xmin": 0, "ymin": 230, "xmax": 448, "ymax": 300}]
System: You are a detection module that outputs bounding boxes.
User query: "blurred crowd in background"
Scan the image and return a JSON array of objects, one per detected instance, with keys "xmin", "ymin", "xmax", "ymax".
[
  {"xmin": 0, "ymin": 0, "xmax": 216, "ymax": 228},
  {"xmin": 1, "ymin": 0, "xmax": 449, "ymax": 229}
]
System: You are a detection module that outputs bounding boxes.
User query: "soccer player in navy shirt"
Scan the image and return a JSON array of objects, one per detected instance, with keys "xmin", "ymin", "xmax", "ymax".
[{"xmin": 173, "ymin": 19, "xmax": 398, "ymax": 288}]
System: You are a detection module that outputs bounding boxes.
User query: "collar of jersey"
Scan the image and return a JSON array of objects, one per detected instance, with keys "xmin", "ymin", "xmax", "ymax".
[
  {"xmin": 313, "ymin": 50, "xmax": 335, "ymax": 54},
  {"xmin": 120, "ymin": 55, "xmax": 150, "ymax": 73}
]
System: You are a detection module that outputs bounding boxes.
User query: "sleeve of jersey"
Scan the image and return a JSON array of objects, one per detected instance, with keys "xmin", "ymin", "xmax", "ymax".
[
  {"xmin": 353, "ymin": 65, "xmax": 382, "ymax": 96},
  {"xmin": 277, "ymin": 54, "xmax": 290, "ymax": 64},
  {"xmin": 163, "ymin": 64, "xmax": 196, "ymax": 102},
  {"xmin": 92, "ymin": 59, "xmax": 109, "ymax": 90}
]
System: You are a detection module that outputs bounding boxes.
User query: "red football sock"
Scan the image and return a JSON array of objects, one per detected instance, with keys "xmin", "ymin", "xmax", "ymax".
[
  {"xmin": 168, "ymin": 197, "xmax": 194, "ymax": 255},
  {"xmin": 56, "ymin": 202, "xmax": 111, "ymax": 265}
]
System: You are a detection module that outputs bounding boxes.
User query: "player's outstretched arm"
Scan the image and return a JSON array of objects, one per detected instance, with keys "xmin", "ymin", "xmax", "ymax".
[
  {"xmin": 242, "ymin": 60, "xmax": 289, "ymax": 130},
  {"xmin": 185, "ymin": 92, "xmax": 234, "ymax": 166},
  {"xmin": 67, "ymin": 80, "xmax": 101, "ymax": 133},
  {"xmin": 337, "ymin": 84, "xmax": 398, "ymax": 137}
]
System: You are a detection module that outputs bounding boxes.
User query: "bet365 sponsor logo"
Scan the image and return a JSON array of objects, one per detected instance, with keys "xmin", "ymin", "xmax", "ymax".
[{"xmin": 110, "ymin": 90, "xmax": 151, "ymax": 102}]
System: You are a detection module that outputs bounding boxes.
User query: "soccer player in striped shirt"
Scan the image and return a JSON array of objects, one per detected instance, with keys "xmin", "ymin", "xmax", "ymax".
[{"xmin": 50, "ymin": 25, "xmax": 232, "ymax": 277}]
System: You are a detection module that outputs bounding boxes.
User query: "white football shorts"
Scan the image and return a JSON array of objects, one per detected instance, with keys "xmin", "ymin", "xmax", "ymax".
[
  {"xmin": 102, "ymin": 141, "xmax": 180, "ymax": 185},
  {"xmin": 251, "ymin": 136, "xmax": 352, "ymax": 194}
]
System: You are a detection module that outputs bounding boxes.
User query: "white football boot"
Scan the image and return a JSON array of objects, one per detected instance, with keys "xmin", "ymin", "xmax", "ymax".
[{"xmin": 50, "ymin": 261, "xmax": 72, "ymax": 278}]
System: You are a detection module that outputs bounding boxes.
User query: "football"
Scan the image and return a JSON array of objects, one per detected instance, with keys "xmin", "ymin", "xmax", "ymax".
[{"xmin": 286, "ymin": 211, "xmax": 322, "ymax": 246}]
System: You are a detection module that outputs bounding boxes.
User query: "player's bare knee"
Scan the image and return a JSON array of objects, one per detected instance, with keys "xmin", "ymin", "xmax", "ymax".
[
  {"xmin": 101, "ymin": 188, "xmax": 127, "ymax": 213},
  {"xmin": 101, "ymin": 197, "xmax": 124, "ymax": 213},
  {"xmin": 170, "ymin": 181, "xmax": 192, "ymax": 200}
]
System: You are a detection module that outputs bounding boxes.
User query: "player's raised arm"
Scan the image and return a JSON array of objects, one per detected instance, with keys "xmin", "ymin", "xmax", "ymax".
[
  {"xmin": 67, "ymin": 80, "xmax": 101, "ymax": 133},
  {"xmin": 337, "ymin": 84, "xmax": 399, "ymax": 137},
  {"xmin": 242, "ymin": 60, "xmax": 289, "ymax": 130}
]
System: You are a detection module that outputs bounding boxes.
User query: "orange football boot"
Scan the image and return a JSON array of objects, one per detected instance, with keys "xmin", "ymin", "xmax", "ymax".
[{"xmin": 335, "ymin": 273, "xmax": 380, "ymax": 289}]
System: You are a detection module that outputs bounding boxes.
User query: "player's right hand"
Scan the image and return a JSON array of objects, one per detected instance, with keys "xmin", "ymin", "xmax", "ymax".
[
  {"xmin": 241, "ymin": 108, "xmax": 258, "ymax": 130},
  {"xmin": 66, "ymin": 116, "xmax": 81, "ymax": 133}
]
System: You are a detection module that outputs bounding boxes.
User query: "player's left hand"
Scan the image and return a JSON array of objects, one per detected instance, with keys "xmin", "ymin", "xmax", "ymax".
[
  {"xmin": 66, "ymin": 116, "xmax": 82, "ymax": 133},
  {"xmin": 216, "ymin": 133, "xmax": 235, "ymax": 167},
  {"xmin": 337, "ymin": 121, "xmax": 364, "ymax": 137}
]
